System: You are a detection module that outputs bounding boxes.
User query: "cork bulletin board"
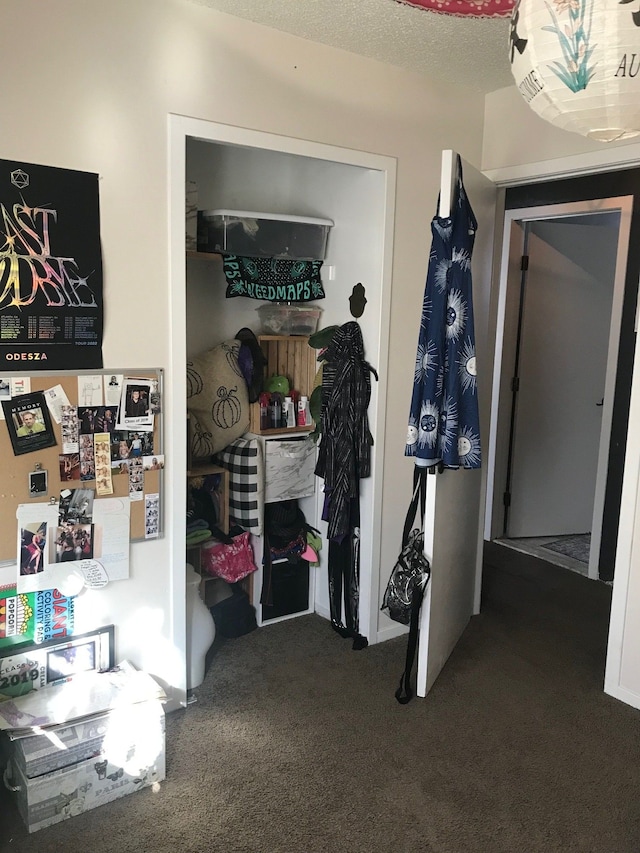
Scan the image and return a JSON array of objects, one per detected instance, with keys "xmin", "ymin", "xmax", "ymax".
[{"xmin": 0, "ymin": 369, "xmax": 163, "ymax": 564}]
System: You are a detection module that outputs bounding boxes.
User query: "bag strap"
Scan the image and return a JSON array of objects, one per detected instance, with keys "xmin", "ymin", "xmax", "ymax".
[
  {"xmin": 396, "ymin": 464, "xmax": 429, "ymax": 705},
  {"xmin": 402, "ymin": 466, "xmax": 427, "ymax": 547},
  {"xmin": 395, "ymin": 578, "xmax": 426, "ymax": 704}
]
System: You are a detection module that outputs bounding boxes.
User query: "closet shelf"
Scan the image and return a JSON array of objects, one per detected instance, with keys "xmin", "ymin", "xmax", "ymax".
[
  {"xmin": 187, "ymin": 461, "xmax": 230, "ymax": 535},
  {"xmin": 250, "ymin": 425, "xmax": 314, "ymax": 437},
  {"xmin": 250, "ymin": 335, "xmax": 318, "ymax": 435},
  {"xmin": 186, "ymin": 250, "xmax": 221, "ymax": 262}
]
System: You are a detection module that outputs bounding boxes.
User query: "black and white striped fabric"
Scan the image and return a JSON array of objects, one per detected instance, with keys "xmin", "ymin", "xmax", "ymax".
[
  {"xmin": 214, "ymin": 437, "xmax": 264, "ymax": 535},
  {"xmin": 315, "ymin": 321, "xmax": 377, "ymax": 542}
]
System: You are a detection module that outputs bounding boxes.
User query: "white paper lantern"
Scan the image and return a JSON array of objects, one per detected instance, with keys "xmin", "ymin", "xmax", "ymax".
[{"xmin": 509, "ymin": 0, "xmax": 640, "ymax": 142}]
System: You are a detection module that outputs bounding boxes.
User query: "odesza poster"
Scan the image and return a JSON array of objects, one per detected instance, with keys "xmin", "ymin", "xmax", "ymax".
[{"xmin": 0, "ymin": 159, "xmax": 103, "ymax": 370}]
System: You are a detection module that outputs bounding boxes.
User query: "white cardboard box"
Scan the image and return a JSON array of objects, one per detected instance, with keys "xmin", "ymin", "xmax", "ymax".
[
  {"xmin": 7, "ymin": 699, "xmax": 165, "ymax": 833},
  {"xmin": 11, "ymin": 712, "xmax": 112, "ymax": 780},
  {"xmin": 264, "ymin": 436, "xmax": 316, "ymax": 504}
]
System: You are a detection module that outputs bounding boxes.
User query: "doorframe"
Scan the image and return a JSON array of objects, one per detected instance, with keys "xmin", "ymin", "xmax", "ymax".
[
  {"xmin": 485, "ymin": 197, "xmax": 633, "ymax": 580},
  {"xmin": 168, "ymin": 114, "xmax": 397, "ymax": 652}
]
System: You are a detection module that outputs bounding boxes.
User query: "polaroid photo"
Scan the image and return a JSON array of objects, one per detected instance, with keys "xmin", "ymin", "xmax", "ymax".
[
  {"xmin": 28, "ymin": 470, "xmax": 48, "ymax": 497},
  {"xmin": 117, "ymin": 378, "xmax": 154, "ymax": 432}
]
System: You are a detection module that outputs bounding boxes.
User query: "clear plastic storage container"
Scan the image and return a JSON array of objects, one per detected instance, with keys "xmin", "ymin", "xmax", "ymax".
[
  {"xmin": 256, "ymin": 303, "xmax": 323, "ymax": 336},
  {"xmin": 197, "ymin": 209, "xmax": 332, "ymax": 259}
]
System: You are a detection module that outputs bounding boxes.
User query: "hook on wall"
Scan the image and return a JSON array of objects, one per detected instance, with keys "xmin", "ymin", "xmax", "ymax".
[{"xmin": 349, "ymin": 282, "xmax": 367, "ymax": 319}]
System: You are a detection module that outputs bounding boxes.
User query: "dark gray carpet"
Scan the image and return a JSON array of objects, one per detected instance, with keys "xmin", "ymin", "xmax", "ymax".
[
  {"xmin": 542, "ymin": 533, "xmax": 591, "ymax": 564},
  {"xmin": 2, "ymin": 543, "xmax": 640, "ymax": 852}
]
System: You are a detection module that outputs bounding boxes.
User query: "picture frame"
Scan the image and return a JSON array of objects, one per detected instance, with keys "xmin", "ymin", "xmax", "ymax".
[
  {"xmin": 2, "ymin": 390, "xmax": 57, "ymax": 456},
  {"xmin": 0, "ymin": 625, "xmax": 115, "ymax": 700}
]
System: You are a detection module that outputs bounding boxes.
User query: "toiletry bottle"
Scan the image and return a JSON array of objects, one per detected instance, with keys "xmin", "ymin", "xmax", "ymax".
[
  {"xmin": 298, "ymin": 395, "xmax": 310, "ymax": 427},
  {"xmin": 259, "ymin": 393, "xmax": 270, "ymax": 431},
  {"xmin": 284, "ymin": 396, "xmax": 296, "ymax": 428},
  {"xmin": 269, "ymin": 394, "xmax": 282, "ymax": 430}
]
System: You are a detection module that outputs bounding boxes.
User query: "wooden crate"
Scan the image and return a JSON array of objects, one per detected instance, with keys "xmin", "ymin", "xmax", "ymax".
[
  {"xmin": 186, "ymin": 462, "xmax": 230, "ymax": 534},
  {"xmin": 249, "ymin": 335, "xmax": 318, "ymax": 434}
]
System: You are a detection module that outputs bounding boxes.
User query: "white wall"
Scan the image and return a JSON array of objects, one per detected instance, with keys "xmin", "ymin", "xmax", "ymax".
[
  {"xmin": 2, "ymin": 0, "xmax": 486, "ymax": 703},
  {"xmin": 482, "ymin": 86, "xmax": 640, "ymax": 182}
]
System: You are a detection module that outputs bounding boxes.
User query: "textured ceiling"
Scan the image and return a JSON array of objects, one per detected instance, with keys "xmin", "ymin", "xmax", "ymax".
[{"xmin": 189, "ymin": 0, "xmax": 513, "ymax": 93}]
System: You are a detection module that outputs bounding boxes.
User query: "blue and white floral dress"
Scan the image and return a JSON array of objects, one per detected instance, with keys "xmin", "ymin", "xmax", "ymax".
[{"xmin": 405, "ymin": 156, "xmax": 481, "ymax": 469}]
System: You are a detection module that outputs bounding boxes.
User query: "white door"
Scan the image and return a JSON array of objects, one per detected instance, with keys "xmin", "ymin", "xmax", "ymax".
[
  {"xmin": 507, "ymin": 216, "xmax": 619, "ymax": 539},
  {"xmin": 416, "ymin": 150, "xmax": 497, "ymax": 697},
  {"xmin": 488, "ymin": 199, "xmax": 632, "ymax": 580}
]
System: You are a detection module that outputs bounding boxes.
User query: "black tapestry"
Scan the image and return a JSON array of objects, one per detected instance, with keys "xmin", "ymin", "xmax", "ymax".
[
  {"xmin": 0, "ymin": 159, "xmax": 103, "ymax": 370},
  {"xmin": 223, "ymin": 254, "xmax": 325, "ymax": 302}
]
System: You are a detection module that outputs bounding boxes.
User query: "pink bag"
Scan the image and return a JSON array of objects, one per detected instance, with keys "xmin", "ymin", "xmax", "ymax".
[{"xmin": 202, "ymin": 532, "xmax": 256, "ymax": 583}]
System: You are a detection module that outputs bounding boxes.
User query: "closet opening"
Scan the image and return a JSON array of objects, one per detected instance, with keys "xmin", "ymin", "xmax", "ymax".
[{"xmin": 168, "ymin": 116, "xmax": 397, "ymax": 693}]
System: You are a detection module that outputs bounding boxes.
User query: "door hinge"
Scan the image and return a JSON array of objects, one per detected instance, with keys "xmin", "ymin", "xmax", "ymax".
[
  {"xmin": 503, "ymin": 492, "xmax": 511, "ymax": 507},
  {"xmin": 511, "ymin": 377, "xmax": 520, "ymax": 393},
  {"xmin": 521, "ymin": 255, "xmax": 529, "ymax": 271}
]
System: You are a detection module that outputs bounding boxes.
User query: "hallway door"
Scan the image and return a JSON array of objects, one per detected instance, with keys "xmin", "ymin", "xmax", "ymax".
[
  {"xmin": 507, "ymin": 215, "xmax": 619, "ymax": 539},
  {"xmin": 487, "ymin": 197, "xmax": 633, "ymax": 580}
]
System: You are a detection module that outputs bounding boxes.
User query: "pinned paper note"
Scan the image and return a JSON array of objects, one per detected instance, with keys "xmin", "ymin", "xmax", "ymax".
[{"xmin": 80, "ymin": 559, "xmax": 109, "ymax": 589}]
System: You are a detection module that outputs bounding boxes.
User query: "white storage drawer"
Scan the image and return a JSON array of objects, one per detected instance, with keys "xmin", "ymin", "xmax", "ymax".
[{"xmin": 264, "ymin": 436, "xmax": 316, "ymax": 503}]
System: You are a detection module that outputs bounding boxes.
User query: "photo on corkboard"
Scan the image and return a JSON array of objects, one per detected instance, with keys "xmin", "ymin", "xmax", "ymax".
[{"xmin": 2, "ymin": 391, "xmax": 56, "ymax": 456}]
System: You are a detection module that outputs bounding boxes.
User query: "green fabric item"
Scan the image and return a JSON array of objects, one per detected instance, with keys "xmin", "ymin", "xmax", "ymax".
[
  {"xmin": 306, "ymin": 530, "xmax": 323, "ymax": 567},
  {"xmin": 309, "ymin": 325, "xmax": 339, "ymax": 349},
  {"xmin": 185, "ymin": 529, "xmax": 213, "ymax": 546}
]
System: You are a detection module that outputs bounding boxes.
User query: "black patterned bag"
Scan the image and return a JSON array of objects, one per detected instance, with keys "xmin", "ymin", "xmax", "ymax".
[
  {"xmin": 381, "ymin": 527, "xmax": 430, "ymax": 626},
  {"xmin": 381, "ymin": 466, "xmax": 431, "ymax": 703}
]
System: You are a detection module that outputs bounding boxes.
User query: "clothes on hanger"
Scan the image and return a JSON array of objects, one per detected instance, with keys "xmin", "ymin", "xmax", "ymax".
[
  {"xmin": 315, "ymin": 321, "xmax": 377, "ymax": 649},
  {"xmin": 405, "ymin": 154, "xmax": 482, "ymax": 470}
]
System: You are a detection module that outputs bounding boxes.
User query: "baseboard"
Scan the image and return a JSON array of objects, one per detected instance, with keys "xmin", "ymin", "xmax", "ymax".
[
  {"xmin": 604, "ymin": 681, "xmax": 640, "ymax": 712},
  {"xmin": 313, "ymin": 604, "xmax": 406, "ymax": 646},
  {"xmin": 376, "ymin": 622, "xmax": 408, "ymax": 644}
]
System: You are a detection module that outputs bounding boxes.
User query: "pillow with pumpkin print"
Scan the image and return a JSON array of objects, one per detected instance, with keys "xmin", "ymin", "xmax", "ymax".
[{"xmin": 187, "ymin": 340, "xmax": 250, "ymax": 458}]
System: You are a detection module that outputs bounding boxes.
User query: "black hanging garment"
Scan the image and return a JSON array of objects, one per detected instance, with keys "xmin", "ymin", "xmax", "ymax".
[{"xmin": 315, "ymin": 321, "xmax": 377, "ymax": 650}]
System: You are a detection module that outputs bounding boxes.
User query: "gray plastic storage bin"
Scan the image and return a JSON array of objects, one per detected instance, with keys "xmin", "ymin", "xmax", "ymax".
[{"xmin": 197, "ymin": 209, "xmax": 332, "ymax": 260}]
